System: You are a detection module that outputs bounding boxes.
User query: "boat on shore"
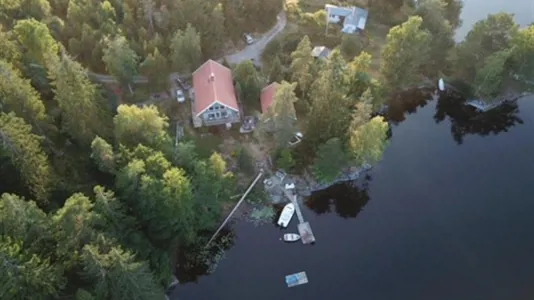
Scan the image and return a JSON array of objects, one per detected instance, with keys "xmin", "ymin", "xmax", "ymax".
[
  {"xmin": 277, "ymin": 203, "xmax": 295, "ymax": 228},
  {"xmin": 282, "ymin": 233, "xmax": 301, "ymax": 242}
]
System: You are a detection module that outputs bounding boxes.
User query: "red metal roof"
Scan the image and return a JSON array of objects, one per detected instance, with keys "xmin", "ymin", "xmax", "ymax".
[
  {"xmin": 192, "ymin": 60, "xmax": 238, "ymax": 116},
  {"xmin": 260, "ymin": 82, "xmax": 279, "ymax": 113}
]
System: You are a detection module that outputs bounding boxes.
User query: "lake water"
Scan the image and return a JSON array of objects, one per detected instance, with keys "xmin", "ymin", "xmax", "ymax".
[{"xmin": 171, "ymin": 2, "xmax": 534, "ymax": 299}]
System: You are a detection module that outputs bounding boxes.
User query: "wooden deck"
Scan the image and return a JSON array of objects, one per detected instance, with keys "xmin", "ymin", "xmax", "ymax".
[
  {"xmin": 282, "ymin": 189, "xmax": 316, "ymax": 244},
  {"xmin": 298, "ymin": 222, "xmax": 315, "ymax": 244}
]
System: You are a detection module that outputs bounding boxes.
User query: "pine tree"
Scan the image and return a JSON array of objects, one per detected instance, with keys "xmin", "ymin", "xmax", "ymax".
[
  {"xmin": 170, "ymin": 23, "xmax": 202, "ymax": 73},
  {"xmin": 0, "ymin": 112, "xmax": 53, "ymax": 204},
  {"xmin": 140, "ymin": 48, "xmax": 169, "ymax": 91},
  {"xmin": 49, "ymin": 54, "xmax": 112, "ymax": 146},
  {"xmin": 81, "ymin": 243, "xmax": 164, "ymax": 300},
  {"xmin": 102, "ymin": 35, "xmax": 139, "ymax": 89},
  {"xmin": 0, "ymin": 237, "xmax": 65, "ymax": 300},
  {"xmin": 290, "ymin": 35, "xmax": 313, "ymax": 95}
]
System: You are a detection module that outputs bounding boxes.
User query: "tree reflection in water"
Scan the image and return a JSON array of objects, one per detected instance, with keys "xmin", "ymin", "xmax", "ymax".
[
  {"xmin": 385, "ymin": 88, "xmax": 435, "ymax": 124},
  {"xmin": 434, "ymin": 92, "xmax": 524, "ymax": 144},
  {"xmin": 306, "ymin": 175, "xmax": 372, "ymax": 218},
  {"xmin": 176, "ymin": 227, "xmax": 236, "ymax": 283}
]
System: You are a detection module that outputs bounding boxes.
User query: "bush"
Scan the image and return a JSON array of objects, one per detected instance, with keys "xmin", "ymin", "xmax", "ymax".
[{"xmin": 276, "ymin": 148, "xmax": 295, "ymax": 171}]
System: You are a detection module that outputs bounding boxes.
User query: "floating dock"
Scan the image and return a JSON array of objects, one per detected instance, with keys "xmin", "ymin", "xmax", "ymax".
[
  {"xmin": 298, "ymin": 222, "xmax": 315, "ymax": 244},
  {"xmin": 285, "ymin": 272, "xmax": 308, "ymax": 287},
  {"xmin": 282, "ymin": 190, "xmax": 316, "ymax": 244}
]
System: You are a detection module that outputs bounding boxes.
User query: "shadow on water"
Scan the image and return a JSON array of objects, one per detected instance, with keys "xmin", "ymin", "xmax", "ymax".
[
  {"xmin": 384, "ymin": 87, "xmax": 523, "ymax": 144},
  {"xmin": 175, "ymin": 226, "xmax": 236, "ymax": 283},
  {"xmin": 434, "ymin": 91, "xmax": 524, "ymax": 144},
  {"xmin": 385, "ymin": 88, "xmax": 435, "ymax": 125},
  {"xmin": 306, "ymin": 175, "xmax": 372, "ymax": 218}
]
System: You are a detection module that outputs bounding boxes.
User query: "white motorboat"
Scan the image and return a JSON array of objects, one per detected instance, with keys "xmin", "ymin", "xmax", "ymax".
[
  {"xmin": 438, "ymin": 78, "xmax": 445, "ymax": 91},
  {"xmin": 282, "ymin": 233, "xmax": 301, "ymax": 242},
  {"xmin": 277, "ymin": 203, "xmax": 295, "ymax": 228}
]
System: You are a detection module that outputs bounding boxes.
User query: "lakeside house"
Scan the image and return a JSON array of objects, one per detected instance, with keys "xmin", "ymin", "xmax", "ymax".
[
  {"xmin": 324, "ymin": 4, "xmax": 368, "ymax": 34},
  {"xmin": 311, "ymin": 46, "xmax": 332, "ymax": 60},
  {"xmin": 191, "ymin": 59, "xmax": 241, "ymax": 128}
]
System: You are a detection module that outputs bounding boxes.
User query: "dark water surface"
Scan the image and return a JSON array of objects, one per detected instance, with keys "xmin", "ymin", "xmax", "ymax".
[
  {"xmin": 172, "ymin": 2, "xmax": 534, "ymax": 298},
  {"xmin": 172, "ymin": 92, "xmax": 534, "ymax": 299}
]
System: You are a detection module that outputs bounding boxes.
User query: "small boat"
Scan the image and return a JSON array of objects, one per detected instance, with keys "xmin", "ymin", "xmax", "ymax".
[
  {"xmin": 277, "ymin": 203, "xmax": 295, "ymax": 228},
  {"xmin": 438, "ymin": 78, "xmax": 445, "ymax": 91},
  {"xmin": 282, "ymin": 233, "xmax": 301, "ymax": 242}
]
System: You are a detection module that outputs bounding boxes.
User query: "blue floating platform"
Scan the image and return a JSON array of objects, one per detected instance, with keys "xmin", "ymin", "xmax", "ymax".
[{"xmin": 285, "ymin": 271, "xmax": 308, "ymax": 287}]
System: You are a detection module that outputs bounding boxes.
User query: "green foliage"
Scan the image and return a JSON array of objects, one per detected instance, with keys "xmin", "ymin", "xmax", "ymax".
[
  {"xmin": 276, "ymin": 148, "xmax": 295, "ymax": 171},
  {"xmin": 348, "ymin": 116, "xmax": 389, "ymax": 166},
  {"xmin": 113, "ymin": 104, "xmax": 170, "ymax": 149},
  {"xmin": 454, "ymin": 13, "xmax": 519, "ymax": 83},
  {"xmin": 290, "ymin": 35, "xmax": 314, "ymax": 95},
  {"xmin": 306, "ymin": 50, "xmax": 353, "ymax": 147},
  {"xmin": 0, "ymin": 60, "xmax": 52, "ymax": 134},
  {"xmin": 509, "ymin": 25, "xmax": 534, "ymax": 80},
  {"xmin": 102, "ymin": 36, "xmax": 139, "ymax": 86},
  {"xmin": 473, "ymin": 49, "xmax": 513, "ymax": 99},
  {"xmin": 91, "ymin": 136, "xmax": 115, "ymax": 173},
  {"xmin": 268, "ymin": 55, "xmax": 285, "ymax": 83},
  {"xmin": 0, "ymin": 112, "xmax": 53, "ymax": 204},
  {"xmin": 413, "ymin": 0, "xmax": 455, "ymax": 75},
  {"xmin": 0, "ymin": 236, "xmax": 65, "ymax": 300},
  {"xmin": 81, "ymin": 243, "xmax": 164, "ymax": 300},
  {"xmin": 140, "ymin": 48, "xmax": 169, "ymax": 91},
  {"xmin": 313, "ymin": 137, "xmax": 347, "ymax": 184},
  {"xmin": 233, "ymin": 60, "xmax": 262, "ymax": 105},
  {"xmin": 12, "ymin": 18, "xmax": 59, "ymax": 67},
  {"xmin": 49, "ymin": 54, "xmax": 112, "ymax": 146},
  {"xmin": 380, "ymin": 16, "xmax": 432, "ymax": 92},
  {"xmin": 270, "ymin": 81, "xmax": 299, "ymax": 148},
  {"xmin": 340, "ymin": 34, "xmax": 363, "ymax": 60},
  {"xmin": 170, "ymin": 24, "xmax": 202, "ymax": 73}
]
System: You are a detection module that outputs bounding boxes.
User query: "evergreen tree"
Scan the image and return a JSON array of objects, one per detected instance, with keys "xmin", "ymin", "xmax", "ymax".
[
  {"xmin": 170, "ymin": 24, "xmax": 202, "ymax": 73},
  {"xmin": 268, "ymin": 55, "xmax": 284, "ymax": 83},
  {"xmin": 0, "ymin": 60, "xmax": 52, "ymax": 135},
  {"xmin": 233, "ymin": 60, "xmax": 262, "ymax": 105},
  {"xmin": 102, "ymin": 35, "xmax": 139, "ymax": 89},
  {"xmin": 306, "ymin": 50, "xmax": 353, "ymax": 147},
  {"xmin": 290, "ymin": 35, "xmax": 313, "ymax": 95},
  {"xmin": 12, "ymin": 18, "xmax": 59, "ymax": 68},
  {"xmin": 267, "ymin": 81, "xmax": 299, "ymax": 149},
  {"xmin": 81, "ymin": 243, "xmax": 164, "ymax": 300},
  {"xmin": 313, "ymin": 138, "xmax": 347, "ymax": 184},
  {"xmin": 0, "ymin": 237, "xmax": 65, "ymax": 300},
  {"xmin": 49, "ymin": 54, "xmax": 112, "ymax": 146},
  {"xmin": 140, "ymin": 48, "xmax": 169, "ymax": 91},
  {"xmin": 0, "ymin": 112, "xmax": 52, "ymax": 204},
  {"xmin": 380, "ymin": 16, "xmax": 431, "ymax": 92}
]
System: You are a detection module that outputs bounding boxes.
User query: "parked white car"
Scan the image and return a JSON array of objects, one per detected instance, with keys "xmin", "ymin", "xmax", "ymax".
[
  {"xmin": 244, "ymin": 33, "xmax": 254, "ymax": 45},
  {"xmin": 176, "ymin": 89, "xmax": 186, "ymax": 103}
]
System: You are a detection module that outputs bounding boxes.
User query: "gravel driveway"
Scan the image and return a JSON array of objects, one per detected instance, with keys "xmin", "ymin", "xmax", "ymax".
[{"xmin": 225, "ymin": 12, "xmax": 287, "ymax": 66}]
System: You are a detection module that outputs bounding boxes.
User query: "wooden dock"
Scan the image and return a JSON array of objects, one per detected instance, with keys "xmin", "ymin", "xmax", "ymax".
[{"xmin": 282, "ymin": 190, "xmax": 316, "ymax": 244}]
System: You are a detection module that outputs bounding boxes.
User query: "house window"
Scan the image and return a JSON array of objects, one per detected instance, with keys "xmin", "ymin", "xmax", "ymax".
[
  {"xmin": 221, "ymin": 111, "xmax": 228, "ymax": 118},
  {"xmin": 208, "ymin": 113, "xmax": 215, "ymax": 120},
  {"xmin": 215, "ymin": 112, "xmax": 221, "ymax": 119}
]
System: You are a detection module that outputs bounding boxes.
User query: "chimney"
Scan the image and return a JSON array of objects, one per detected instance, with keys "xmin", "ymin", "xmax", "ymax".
[{"xmin": 209, "ymin": 72, "xmax": 215, "ymax": 82}]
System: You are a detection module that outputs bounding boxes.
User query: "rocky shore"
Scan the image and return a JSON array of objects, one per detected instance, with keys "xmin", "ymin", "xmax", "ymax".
[{"xmin": 265, "ymin": 164, "xmax": 373, "ymax": 204}]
